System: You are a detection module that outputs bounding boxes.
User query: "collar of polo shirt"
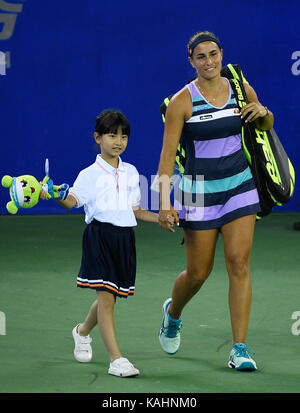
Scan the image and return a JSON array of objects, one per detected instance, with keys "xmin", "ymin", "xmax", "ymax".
[{"xmin": 96, "ymin": 154, "xmax": 126, "ymax": 174}]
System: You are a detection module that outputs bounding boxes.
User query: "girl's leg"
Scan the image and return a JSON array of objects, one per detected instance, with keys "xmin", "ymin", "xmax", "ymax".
[
  {"xmin": 221, "ymin": 214, "xmax": 256, "ymax": 345},
  {"xmin": 168, "ymin": 228, "xmax": 219, "ymax": 319},
  {"xmin": 96, "ymin": 291, "xmax": 140, "ymax": 377},
  {"xmin": 75, "ymin": 290, "xmax": 139, "ymax": 376},
  {"xmin": 96, "ymin": 290, "xmax": 122, "ymax": 362},
  {"xmin": 78, "ymin": 299, "xmax": 98, "ymax": 336}
]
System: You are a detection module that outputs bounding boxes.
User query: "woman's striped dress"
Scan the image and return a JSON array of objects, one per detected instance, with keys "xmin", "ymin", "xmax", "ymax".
[{"xmin": 174, "ymin": 78, "xmax": 260, "ymax": 230}]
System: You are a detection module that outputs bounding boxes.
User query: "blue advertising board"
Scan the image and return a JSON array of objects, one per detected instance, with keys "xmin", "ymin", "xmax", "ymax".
[{"xmin": 0, "ymin": 0, "xmax": 299, "ymax": 214}]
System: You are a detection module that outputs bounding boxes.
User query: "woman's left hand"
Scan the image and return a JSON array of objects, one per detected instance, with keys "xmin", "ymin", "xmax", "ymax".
[{"xmin": 241, "ymin": 102, "xmax": 267, "ymax": 123}]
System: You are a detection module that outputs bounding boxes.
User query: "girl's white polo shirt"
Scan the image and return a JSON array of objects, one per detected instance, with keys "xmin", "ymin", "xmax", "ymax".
[{"xmin": 69, "ymin": 154, "xmax": 141, "ymax": 226}]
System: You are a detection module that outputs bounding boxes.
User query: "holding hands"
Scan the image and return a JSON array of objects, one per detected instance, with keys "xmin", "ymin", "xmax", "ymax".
[{"xmin": 158, "ymin": 205, "xmax": 179, "ymax": 233}]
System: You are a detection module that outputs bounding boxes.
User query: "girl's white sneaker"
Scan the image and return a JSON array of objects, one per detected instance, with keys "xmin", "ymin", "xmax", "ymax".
[
  {"xmin": 108, "ymin": 357, "xmax": 139, "ymax": 378},
  {"xmin": 72, "ymin": 324, "xmax": 93, "ymax": 363}
]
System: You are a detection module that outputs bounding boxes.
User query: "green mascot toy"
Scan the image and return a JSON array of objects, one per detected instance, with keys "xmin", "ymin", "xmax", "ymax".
[{"xmin": 1, "ymin": 159, "xmax": 69, "ymax": 214}]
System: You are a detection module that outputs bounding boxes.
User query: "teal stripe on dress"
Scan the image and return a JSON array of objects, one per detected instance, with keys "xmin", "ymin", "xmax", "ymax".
[
  {"xmin": 193, "ymin": 103, "xmax": 211, "ymax": 111},
  {"xmin": 192, "ymin": 96, "xmax": 204, "ymax": 103},
  {"xmin": 180, "ymin": 167, "xmax": 253, "ymax": 194},
  {"xmin": 192, "ymin": 98, "xmax": 237, "ymax": 112}
]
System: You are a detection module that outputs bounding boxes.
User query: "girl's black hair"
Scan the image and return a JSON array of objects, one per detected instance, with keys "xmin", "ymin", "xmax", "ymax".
[{"xmin": 95, "ymin": 109, "xmax": 130, "ymax": 136}]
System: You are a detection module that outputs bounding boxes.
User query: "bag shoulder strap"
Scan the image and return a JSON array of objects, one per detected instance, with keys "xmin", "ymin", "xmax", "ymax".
[
  {"xmin": 228, "ymin": 77, "xmax": 248, "ymax": 109},
  {"xmin": 227, "ymin": 77, "xmax": 253, "ymax": 165},
  {"xmin": 221, "ymin": 63, "xmax": 249, "ymax": 84}
]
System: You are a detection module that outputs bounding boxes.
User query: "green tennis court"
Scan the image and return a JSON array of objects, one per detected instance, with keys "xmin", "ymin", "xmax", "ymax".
[{"xmin": 0, "ymin": 213, "xmax": 299, "ymax": 394}]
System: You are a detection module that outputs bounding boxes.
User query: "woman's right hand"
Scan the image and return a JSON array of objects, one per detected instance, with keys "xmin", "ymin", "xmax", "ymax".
[{"xmin": 158, "ymin": 205, "xmax": 179, "ymax": 232}]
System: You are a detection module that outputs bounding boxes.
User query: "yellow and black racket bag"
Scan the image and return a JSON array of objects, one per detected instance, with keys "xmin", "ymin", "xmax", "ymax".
[{"xmin": 226, "ymin": 64, "xmax": 295, "ymax": 217}]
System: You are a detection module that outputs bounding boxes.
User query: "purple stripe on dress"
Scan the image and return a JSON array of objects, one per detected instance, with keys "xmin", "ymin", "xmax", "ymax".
[
  {"xmin": 187, "ymin": 82, "xmax": 200, "ymax": 99},
  {"xmin": 175, "ymin": 189, "xmax": 259, "ymax": 222},
  {"xmin": 194, "ymin": 134, "xmax": 242, "ymax": 159}
]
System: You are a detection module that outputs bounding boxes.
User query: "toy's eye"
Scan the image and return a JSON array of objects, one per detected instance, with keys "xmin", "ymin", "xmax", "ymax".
[
  {"xmin": 24, "ymin": 196, "xmax": 31, "ymax": 204},
  {"xmin": 21, "ymin": 180, "xmax": 28, "ymax": 188}
]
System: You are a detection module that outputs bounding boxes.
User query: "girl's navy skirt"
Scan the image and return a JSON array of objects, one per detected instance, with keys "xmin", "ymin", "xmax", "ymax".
[{"xmin": 77, "ymin": 219, "xmax": 136, "ymax": 298}]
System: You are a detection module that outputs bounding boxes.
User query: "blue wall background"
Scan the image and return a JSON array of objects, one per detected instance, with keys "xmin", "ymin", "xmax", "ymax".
[{"xmin": 0, "ymin": 0, "xmax": 299, "ymax": 215}]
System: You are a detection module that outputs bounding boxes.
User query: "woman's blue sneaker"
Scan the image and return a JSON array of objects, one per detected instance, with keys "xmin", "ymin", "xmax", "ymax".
[
  {"xmin": 159, "ymin": 298, "xmax": 182, "ymax": 355},
  {"xmin": 228, "ymin": 342, "xmax": 257, "ymax": 371}
]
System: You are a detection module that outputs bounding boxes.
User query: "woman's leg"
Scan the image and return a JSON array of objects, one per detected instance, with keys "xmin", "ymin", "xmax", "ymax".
[
  {"xmin": 221, "ymin": 214, "xmax": 256, "ymax": 345},
  {"xmin": 168, "ymin": 227, "xmax": 219, "ymax": 319},
  {"xmin": 159, "ymin": 227, "xmax": 219, "ymax": 355}
]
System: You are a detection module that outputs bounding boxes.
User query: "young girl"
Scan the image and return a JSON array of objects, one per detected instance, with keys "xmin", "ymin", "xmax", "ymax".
[{"xmin": 44, "ymin": 109, "xmax": 164, "ymax": 377}]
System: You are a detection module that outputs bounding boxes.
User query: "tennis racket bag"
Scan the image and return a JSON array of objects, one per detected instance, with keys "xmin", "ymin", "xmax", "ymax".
[
  {"xmin": 160, "ymin": 64, "xmax": 295, "ymax": 218},
  {"xmin": 227, "ymin": 64, "xmax": 295, "ymax": 217}
]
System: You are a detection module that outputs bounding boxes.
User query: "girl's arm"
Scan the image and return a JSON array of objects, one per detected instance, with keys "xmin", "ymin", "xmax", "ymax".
[
  {"xmin": 56, "ymin": 194, "xmax": 77, "ymax": 209},
  {"xmin": 133, "ymin": 206, "xmax": 175, "ymax": 225},
  {"xmin": 133, "ymin": 206, "xmax": 158, "ymax": 223},
  {"xmin": 40, "ymin": 187, "xmax": 77, "ymax": 209}
]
